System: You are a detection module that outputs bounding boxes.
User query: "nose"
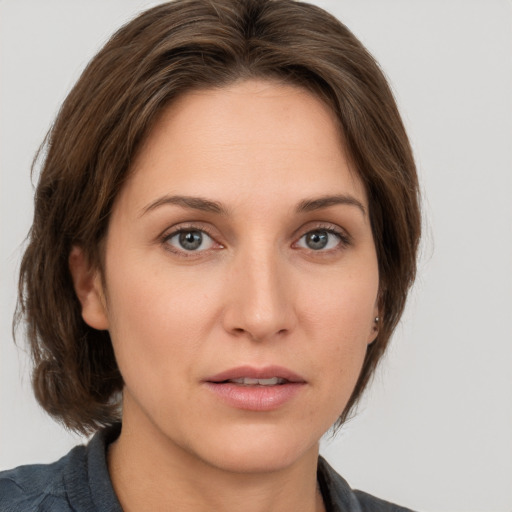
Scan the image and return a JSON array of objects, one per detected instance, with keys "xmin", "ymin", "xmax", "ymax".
[{"xmin": 221, "ymin": 246, "xmax": 296, "ymax": 342}]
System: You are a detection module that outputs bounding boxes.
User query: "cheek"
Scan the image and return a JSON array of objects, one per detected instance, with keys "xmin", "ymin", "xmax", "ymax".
[
  {"xmin": 104, "ymin": 262, "xmax": 222, "ymax": 372},
  {"xmin": 299, "ymin": 267, "xmax": 378, "ymax": 389},
  {"xmin": 302, "ymin": 268, "xmax": 378, "ymax": 339}
]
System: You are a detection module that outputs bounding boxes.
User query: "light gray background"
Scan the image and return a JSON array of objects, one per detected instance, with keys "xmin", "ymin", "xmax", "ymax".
[{"xmin": 1, "ymin": 1, "xmax": 511, "ymax": 511}]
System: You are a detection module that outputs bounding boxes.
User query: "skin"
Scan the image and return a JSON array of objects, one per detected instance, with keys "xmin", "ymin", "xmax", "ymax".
[{"xmin": 70, "ymin": 79, "xmax": 380, "ymax": 512}]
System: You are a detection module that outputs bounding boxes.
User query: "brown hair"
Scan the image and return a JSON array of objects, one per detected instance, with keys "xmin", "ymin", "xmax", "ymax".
[{"xmin": 17, "ymin": 0, "xmax": 420, "ymax": 434}]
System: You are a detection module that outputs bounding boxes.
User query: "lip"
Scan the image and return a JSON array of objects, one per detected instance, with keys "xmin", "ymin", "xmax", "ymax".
[
  {"xmin": 203, "ymin": 365, "xmax": 306, "ymax": 411},
  {"xmin": 205, "ymin": 365, "xmax": 306, "ymax": 384}
]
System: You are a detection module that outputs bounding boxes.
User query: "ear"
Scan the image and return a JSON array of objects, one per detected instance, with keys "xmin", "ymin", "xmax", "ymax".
[
  {"xmin": 68, "ymin": 246, "xmax": 109, "ymax": 330},
  {"xmin": 367, "ymin": 303, "xmax": 380, "ymax": 345}
]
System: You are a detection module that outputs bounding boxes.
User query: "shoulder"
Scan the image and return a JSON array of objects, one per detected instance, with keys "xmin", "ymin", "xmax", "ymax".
[
  {"xmin": 318, "ymin": 456, "xmax": 416, "ymax": 512},
  {"xmin": 0, "ymin": 446, "xmax": 86, "ymax": 512},
  {"xmin": 0, "ymin": 425, "xmax": 122, "ymax": 512},
  {"xmin": 352, "ymin": 490, "xmax": 416, "ymax": 512}
]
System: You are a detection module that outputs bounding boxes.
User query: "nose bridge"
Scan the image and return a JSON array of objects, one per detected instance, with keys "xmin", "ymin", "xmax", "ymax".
[{"xmin": 224, "ymin": 238, "xmax": 294, "ymax": 340}]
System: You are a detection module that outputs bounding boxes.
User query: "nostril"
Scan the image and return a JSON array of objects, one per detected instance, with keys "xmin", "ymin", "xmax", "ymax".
[{"xmin": 229, "ymin": 326, "xmax": 289, "ymax": 341}]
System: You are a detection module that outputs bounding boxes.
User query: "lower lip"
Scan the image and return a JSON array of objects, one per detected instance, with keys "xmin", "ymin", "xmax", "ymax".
[{"xmin": 204, "ymin": 382, "xmax": 305, "ymax": 411}]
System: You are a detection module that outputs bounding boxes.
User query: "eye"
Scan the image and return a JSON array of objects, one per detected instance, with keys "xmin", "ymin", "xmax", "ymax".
[
  {"xmin": 165, "ymin": 229, "xmax": 215, "ymax": 252},
  {"xmin": 296, "ymin": 229, "xmax": 344, "ymax": 251}
]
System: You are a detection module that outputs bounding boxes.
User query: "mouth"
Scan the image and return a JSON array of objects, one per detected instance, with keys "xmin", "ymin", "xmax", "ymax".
[
  {"xmin": 223, "ymin": 377, "xmax": 287, "ymax": 386},
  {"xmin": 203, "ymin": 366, "xmax": 306, "ymax": 411},
  {"xmin": 205, "ymin": 365, "xmax": 305, "ymax": 385}
]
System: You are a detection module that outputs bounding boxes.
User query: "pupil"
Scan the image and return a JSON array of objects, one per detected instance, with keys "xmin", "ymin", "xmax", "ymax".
[
  {"xmin": 179, "ymin": 231, "xmax": 202, "ymax": 250},
  {"xmin": 307, "ymin": 231, "xmax": 328, "ymax": 250}
]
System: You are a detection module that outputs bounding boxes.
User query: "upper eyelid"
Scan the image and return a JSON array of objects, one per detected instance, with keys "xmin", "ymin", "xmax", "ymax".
[
  {"xmin": 164, "ymin": 227, "xmax": 215, "ymax": 240},
  {"xmin": 161, "ymin": 222, "xmax": 218, "ymax": 239},
  {"xmin": 161, "ymin": 226, "xmax": 220, "ymax": 256},
  {"xmin": 160, "ymin": 224, "xmax": 220, "ymax": 251},
  {"xmin": 293, "ymin": 221, "xmax": 351, "ymax": 242},
  {"xmin": 295, "ymin": 228, "xmax": 350, "ymax": 249}
]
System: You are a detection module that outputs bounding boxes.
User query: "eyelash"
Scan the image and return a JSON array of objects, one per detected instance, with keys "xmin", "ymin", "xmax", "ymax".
[
  {"xmin": 161, "ymin": 224, "xmax": 220, "ymax": 257},
  {"xmin": 160, "ymin": 223, "xmax": 351, "ymax": 257},
  {"xmin": 295, "ymin": 224, "xmax": 351, "ymax": 252}
]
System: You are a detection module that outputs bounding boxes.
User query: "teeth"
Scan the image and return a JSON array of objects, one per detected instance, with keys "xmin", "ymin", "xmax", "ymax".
[{"xmin": 229, "ymin": 377, "xmax": 285, "ymax": 386}]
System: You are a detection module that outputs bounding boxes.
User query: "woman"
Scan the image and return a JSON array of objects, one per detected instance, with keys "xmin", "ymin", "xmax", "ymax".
[{"xmin": 0, "ymin": 0, "xmax": 420, "ymax": 510}]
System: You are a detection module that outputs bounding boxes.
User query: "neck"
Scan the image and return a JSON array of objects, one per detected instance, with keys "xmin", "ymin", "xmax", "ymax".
[{"xmin": 107, "ymin": 409, "xmax": 325, "ymax": 512}]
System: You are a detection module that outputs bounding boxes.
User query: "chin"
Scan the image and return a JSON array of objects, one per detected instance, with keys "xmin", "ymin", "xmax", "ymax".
[
  {"xmin": 205, "ymin": 447, "xmax": 316, "ymax": 475},
  {"xmin": 181, "ymin": 423, "xmax": 322, "ymax": 475}
]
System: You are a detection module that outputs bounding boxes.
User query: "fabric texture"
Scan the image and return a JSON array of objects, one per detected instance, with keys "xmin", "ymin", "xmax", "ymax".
[{"xmin": 0, "ymin": 424, "xmax": 415, "ymax": 511}]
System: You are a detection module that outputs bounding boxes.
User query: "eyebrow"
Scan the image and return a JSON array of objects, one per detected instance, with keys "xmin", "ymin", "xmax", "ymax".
[
  {"xmin": 141, "ymin": 195, "xmax": 227, "ymax": 216},
  {"xmin": 141, "ymin": 193, "xmax": 366, "ymax": 217},
  {"xmin": 296, "ymin": 195, "xmax": 366, "ymax": 216}
]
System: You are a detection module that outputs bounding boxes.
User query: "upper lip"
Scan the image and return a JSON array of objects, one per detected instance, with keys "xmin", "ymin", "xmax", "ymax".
[{"xmin": 205, "ymin": 365, "xmax": 306, "ymax": 383}]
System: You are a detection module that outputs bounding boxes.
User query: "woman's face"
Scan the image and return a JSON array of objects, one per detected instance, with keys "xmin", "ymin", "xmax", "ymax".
[{"xmin": 79, "ymin": 79, "xmax": 379, "ymax": 473}]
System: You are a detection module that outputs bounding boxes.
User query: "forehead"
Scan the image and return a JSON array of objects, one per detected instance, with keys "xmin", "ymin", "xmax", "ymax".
[{"xmin": 120, "ymin": 79, "xmax": 367, "ymax": 212}]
